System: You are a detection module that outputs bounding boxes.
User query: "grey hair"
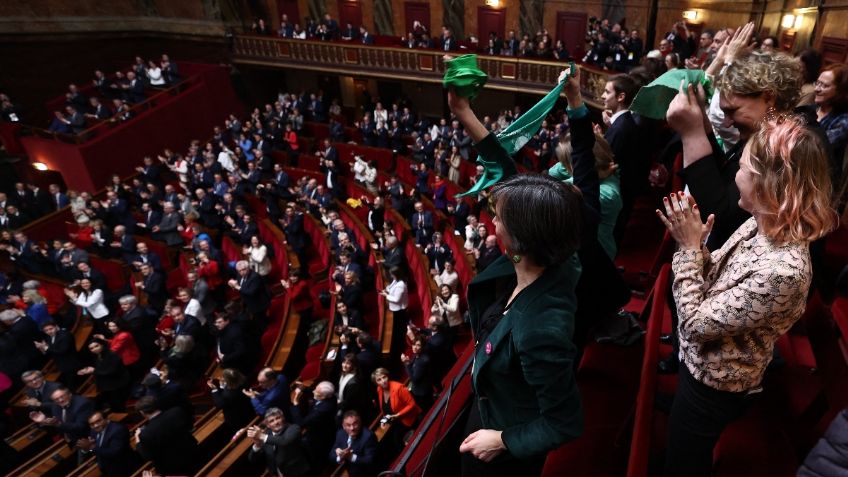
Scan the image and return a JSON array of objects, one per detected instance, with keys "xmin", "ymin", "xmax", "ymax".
[
  {"xmin": 314, "ymin": 381, "xmax": 335, "ymax": 397},
  {"xmin": 118, "ymin": 295, "xmax": 137, "ymax": 306},
  {"xmin": 0, "ymin": 309, "xmax": 23, "ymax": 322},
  {"xmin": 22, "ymin": 280, "xmax": 41, "ymax": 290},
  {"xmin": 21, "ymin": 369, "xmax": 43, "ymax": 380},
  {"xmin": 264, "ymin": 407, "xmax": 285, "ymax": 419}
]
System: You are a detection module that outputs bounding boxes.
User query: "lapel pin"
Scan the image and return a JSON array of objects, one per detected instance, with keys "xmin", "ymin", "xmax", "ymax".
[{"xmin": 485, "ymin": 342, "xmax": 492, "ymax": 355}]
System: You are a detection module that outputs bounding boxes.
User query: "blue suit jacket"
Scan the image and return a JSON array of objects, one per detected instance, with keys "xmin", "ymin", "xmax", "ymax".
[{"xmin": 329, "ymin": 428, "xmax": 376, "ymax": 477}]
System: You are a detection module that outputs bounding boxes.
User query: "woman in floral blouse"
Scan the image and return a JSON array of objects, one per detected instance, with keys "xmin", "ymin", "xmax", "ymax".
[{"xmin": 656, "ymin": 117, "xmax": 836, "ymax": 477}]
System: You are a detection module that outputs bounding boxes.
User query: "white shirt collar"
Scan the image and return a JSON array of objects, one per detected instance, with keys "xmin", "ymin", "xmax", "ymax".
[{"xmin": 610, "ymin": 109, "xmax": 629, "ymax": 125}]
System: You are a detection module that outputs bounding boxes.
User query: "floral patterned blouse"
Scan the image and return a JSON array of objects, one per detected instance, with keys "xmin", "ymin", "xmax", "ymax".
[{"xmin": 672, "ymin": 217, "xmax": 811, "ymax": 392}]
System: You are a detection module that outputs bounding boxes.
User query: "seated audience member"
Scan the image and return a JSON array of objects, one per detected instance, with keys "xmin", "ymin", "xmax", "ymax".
[
  {"xmin": 77, "ymin": 411, "xmax": 138, "ymax": 477},
  {"xmin": 209, "ymin": 368, "xmax": 255, "ymax": 436},
  {"xmin": 29, "ymin": 386, "xmax": 95, "ymax": 447},
  {"xmin": 246, "ymin": 367, "xmax": 291, "ymax": 419},
  {"xmin": 134, "ymin": 395, "xmax": 199, "ymax": 476},
  {"xmin": 247, "ymin": 407, "xmax": 311, "ymax": 477},
  {"xmin": 291, "ymin": 381, "xmax": 338, "ymax": 467},
  {"xmin": 34, "ymin": 321, "xmax": 83, "ymax": 388},
  {"xmin": 20, "ymin": 370, "xmax": 62, "ymax": 413},
  {"xmin": 330, "ymin": 411, "xmax": 377, "ymax": 477}
]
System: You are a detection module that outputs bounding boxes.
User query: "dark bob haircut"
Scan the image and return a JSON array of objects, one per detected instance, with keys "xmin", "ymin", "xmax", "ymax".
[{"xmin": 490, "ymin": 173, "xmax": 582, "ymax": 267}]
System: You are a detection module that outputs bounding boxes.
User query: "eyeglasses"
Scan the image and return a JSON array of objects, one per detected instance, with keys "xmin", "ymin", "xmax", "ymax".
[{"xmin": 814, "ymin": 81, "xmax": 833, "ymax": 88}]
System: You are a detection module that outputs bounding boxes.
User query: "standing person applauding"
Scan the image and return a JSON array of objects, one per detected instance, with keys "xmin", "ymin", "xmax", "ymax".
[{"xmin": 656, "ymin": 117, "xmax": 835, "ymax": 477}]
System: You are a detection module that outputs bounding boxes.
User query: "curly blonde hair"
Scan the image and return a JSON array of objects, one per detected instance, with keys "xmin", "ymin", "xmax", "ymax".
[
  {"xmin": 745, "ymin": 116, "xmax": 836, "ymax": 242},
  {"xmin": 718, "ymin": 51, "xmax": 802, "ymax": 112}
]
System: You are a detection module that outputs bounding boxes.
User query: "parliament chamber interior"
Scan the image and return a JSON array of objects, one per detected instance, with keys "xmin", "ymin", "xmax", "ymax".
[{"xmin": 1, "ymin": 0, "xmax": 848, "ymax": 476}]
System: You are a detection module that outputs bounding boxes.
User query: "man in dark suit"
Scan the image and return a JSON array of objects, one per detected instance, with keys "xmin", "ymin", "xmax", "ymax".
[
  {"xmin": 74, "ymin": 261, "xmax": 108, "ymax": 292},
  {"xmin": 35, "ymin": 322, "xmax": 82, "ymax": 388},
  {"xmin": 130, "ymin": 241, "xmax": 163, "ymax": 273},
  {"xmin": 379, "ymin": 236, "xmax": 407, "ymax": 273},
  {"xmin": 291, "ymin": 381, "xmax": 337, "ymax": 467},
  {"xmin": 194, "ymin": 188, "xmax": 221, "ymax": 228},
  {"xmin": 48, "ymin": 184, "xmax": 69, "ymax": 211},
  {"xmin": 110, "ymin": 225, "xmax": 136, "ymax": 262},
  {"xmin": 330, "ymin": 411, "xmax": 377, "ymax": 477},
  {"xmin": 359, "ymin": 26, "xmax": 374, "ymax": 45},
  {"xmin": 475, "ymin": 235, "xmax": 503, "ymax": 272},
  {"xmin": 411, "ymin": 201, "xmax": 435, "ymax": 246},
  {"xmin": 248, "ymin": 407, "xmax": 311, "ymax": 477},
  {"xmin": 116, "ymin": 295, "xmax": 157, "ymax": 366},
  {"xmin": 85, "ymin": 97, "xmax": 112, "ymax": 120},
  {"xmin": 213, "ymin": 314, "xmax": 255, "ymax": 375},
  {"xmin": 151, "ymin": 202, "xmax": 183, "ymax": 246},
  {"xmin": 21, "ymin": 370, "xmax": 62, "ymax": 413},
  {"xmin": 102, "ymin": 191, "xmax": 135, "ymax": 233},
  {"xmin": 29, "ymin": 387, "xmax": 94, "ymax": 447},
  {"xmin": 228, "ymin": 261, "xmax": 270, "ymax": 323},
  {"xmin": 77, "ymin": 411, "xmax": 137, "ymax": 477},
  {"xmin": 136, "ymin": 263, "xmax": 166, "ymax": 313},
  {"xmin": 122, "ymin": 71, "xmax": 145, "ymax": 103},
  {"xmin": 170, "ymin": 306, "xmax": 201, "ymax": 342},
  {"xmin": 601, "ymin": 74, "xmax": 646, "ymax": 243},
  {"xmin": 441, "ymin": 26, "xmax": 458, "ymax": 51},
  {"xmin": 134, "ymin": 396, "xmax": 198, "ymax": 476},
  {"xmin": 1, "ymin": 308, "xmax": 43, "ymax": 372}
]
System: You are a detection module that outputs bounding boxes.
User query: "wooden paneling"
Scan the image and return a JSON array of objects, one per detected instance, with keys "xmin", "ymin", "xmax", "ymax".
[
  {"xmin": 404, "ymin": 1, "xmax": 431, "ymax": 33},
  {"xmin": 821, "ymin": 36, "xmax": 848, "ymax": 65},
  {"xmin": 477, "ymin": 6, "xmax": 506, "ymax": 42},
  {"xmin": 556, "ymin": 11, "xmax": 588, "ymax": 60},
  {"xmin": 337, "ymin": 0, "xmax": 363, "ymax": 28}
]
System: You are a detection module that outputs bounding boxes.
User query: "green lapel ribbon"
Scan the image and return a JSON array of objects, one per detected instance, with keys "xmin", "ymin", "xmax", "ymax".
[{"xmin": 630, "ymin": 68, "xmax": 714, "ymax": 120}]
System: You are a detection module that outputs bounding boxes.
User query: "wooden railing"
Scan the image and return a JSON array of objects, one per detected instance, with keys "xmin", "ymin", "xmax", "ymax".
[{"xmin": 231, "ymin": 35, "xmax": 612, "ymax": 108}]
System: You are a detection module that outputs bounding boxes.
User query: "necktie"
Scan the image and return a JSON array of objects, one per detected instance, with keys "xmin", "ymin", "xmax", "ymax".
[
  {"xmin": 97, "ymin": 431, "xmax": 105, "ymax": 446},
  {"xmin": 35, "ymin": 389, "xmax": 42, "ymax": 401},
  {"xmin": 347, "ymin": 436, "xmax": 352, "ymax": 448},
  {"xmin": 62, "ymin": 407, "xmax": 67, "ymax": 422}
]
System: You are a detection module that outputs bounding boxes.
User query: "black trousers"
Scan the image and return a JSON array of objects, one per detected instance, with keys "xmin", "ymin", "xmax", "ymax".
[
  {"xmin": 664, "ymin": 366, "xmax": 752, "ymax": 477},
  {"xmin": 461, "ymin": 400, "xmax": 547, "ymax": 477}
]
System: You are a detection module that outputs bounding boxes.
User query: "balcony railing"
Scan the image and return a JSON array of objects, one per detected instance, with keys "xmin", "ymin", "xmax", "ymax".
[{"xmin": 231, "ymin": 35, "xmax": 612, "ymax": 108}]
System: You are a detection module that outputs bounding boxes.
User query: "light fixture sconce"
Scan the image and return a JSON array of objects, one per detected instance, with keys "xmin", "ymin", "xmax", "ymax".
[
  {"xmin": 486, "ymin": 0, "xmax": 500, "ymax": 7},
  {"xmin": 781, "ymin": 14, "xmax": 796, "ymax": 29},
  {"xmin": 32, "ymin": 162, "xmax": 48, "ymax": 171},
  {"xmin": 682, "ymin": 10, "xmax": 698, "ymax": 21},
  {"xmin": 793, "ymin": 15, "xmax": 803, "ymax": 29}
]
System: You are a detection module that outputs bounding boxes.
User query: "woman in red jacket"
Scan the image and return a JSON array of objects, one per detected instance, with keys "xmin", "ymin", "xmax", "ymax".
[
  {"xmin": 95, "ymin": 320, "xmax": 142, "ymax": 380},
  {"xmin": 373, "ymin": 367, "xmax": 421, "ymax": 454}
]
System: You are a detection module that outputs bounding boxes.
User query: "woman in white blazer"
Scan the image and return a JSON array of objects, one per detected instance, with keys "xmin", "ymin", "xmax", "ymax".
[
  {"xmin": 66, "ymin": 278, "xmax": 109, "ymax": 321},
  {"xmin": 244, "ymin": 235, "xmax": 272, "ymax": 276}
]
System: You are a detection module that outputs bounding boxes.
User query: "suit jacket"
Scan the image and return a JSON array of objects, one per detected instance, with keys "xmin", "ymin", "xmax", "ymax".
[
  {"xmin": 211, "ymin": 386, "xmax": 254, "ymax": 432},
  {"xmin": 92, "ymin": 421, "xmax": 136, "ymax": 477},
  {"xmin": 25, "ymin": 380, "xmax": 62, "ymax": 413},
  {"xmin": 469, "ymin": 255, "xmax": 583, "ymax": 458},
  {"xmin": 173, "ymin": 315, "xmax": 201, "ymax": 342},
  {"xmin": 292, "ymin": 398, "xmax": 337, "ymax": 463},
  {"xmin": 406, "ymin": 353, "xmax": 434, "ymax": 398},
  {"xmin": 48, "ymin": 394, "xmax": 95, "ymax": 444},
  {"xmin": 376, "ymin": 381, "xmax": 420, "ymax": 428},
  {"xmin": 136, "ymin": 407, "xmax": 198, "ymax": 475},
  {"xmin": 131, "ymin": 251, "xmax": 162, "ymax": 272},
  {"xmin": 43, "ymin": 329, "xmax": 82, "ymax": 376},
  {"xmin": 329, "ymin": 428, "xmax": 376, "ymax": 477},
  {"xmin": 91, "ymin": 350, "xmax": 129, "ymax": 392},
  {"xmin": 238, "ymin": 271, "xmax": 270, "ymax": 314},
  {"xmin": 142, "ymin": 271, "xmax": 166, "ymax": 311},
  {"xmin": 604, "ymin": 112, "xmax": 648, "ymax": 204},
  {"xmin": 217, "ymin": 322, "xmax": 254, "ymax": 373},
  {"xmin": 154, "ymin": 212, "xmax": 182, "ymax": 246},
  {"xmin": 75, "ymin": 268, "xmax": 108, "ymax": 292},
  {"xmin": 249, "ymin": 423, "xmax": 311, "ymax": 477}
]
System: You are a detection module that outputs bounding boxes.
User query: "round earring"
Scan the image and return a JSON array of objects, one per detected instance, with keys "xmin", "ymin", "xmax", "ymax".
[{"xmin": 511, "ymin": 254, "xmax": 521, "ymax": 263}]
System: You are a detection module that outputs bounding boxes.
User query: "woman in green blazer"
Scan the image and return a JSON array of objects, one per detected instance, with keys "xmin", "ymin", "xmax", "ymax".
[{"xmin": 451, "ymin": 65, "xmax": 586, "ymax": 476}]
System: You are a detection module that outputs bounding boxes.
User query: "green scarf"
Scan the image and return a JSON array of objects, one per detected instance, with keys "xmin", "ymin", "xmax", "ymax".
[
  {"xmin": 630, "ymin": 68, "xmax": 714, "ymax": 120},
  {"xmin": 456, "ymin": 81, "xmax": 566, "ymax": 197}
]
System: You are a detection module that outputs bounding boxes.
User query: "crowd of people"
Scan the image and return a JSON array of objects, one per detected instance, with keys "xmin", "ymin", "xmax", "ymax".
[
  {"xmin": 2, "ymin": 13, "xmax": 848, "ymax": 477},
  {"xmin": 45, "ymin": 54, "xmax": 180, "ymax": 136}
]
